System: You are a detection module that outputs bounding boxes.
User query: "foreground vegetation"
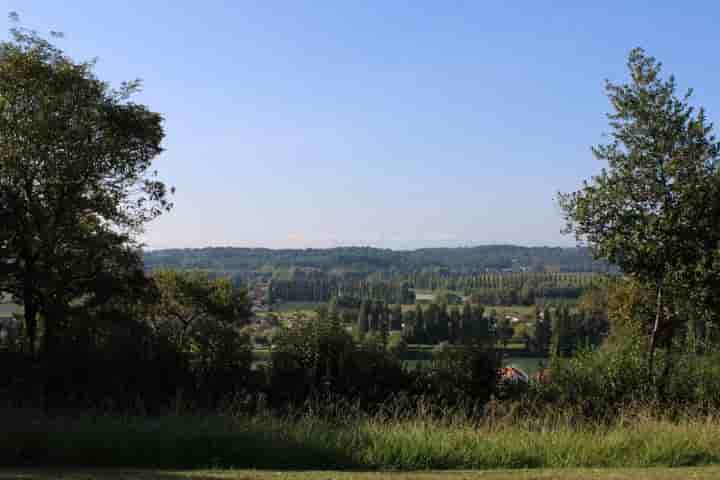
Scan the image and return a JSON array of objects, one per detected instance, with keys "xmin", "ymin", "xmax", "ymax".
[
  {"xmin": 3, "ymin": 407, "xmax": 720, "ymax": 470},
  {"xmin": 4, "ymin": 468, "xmax": 720, "ymax": 480}
]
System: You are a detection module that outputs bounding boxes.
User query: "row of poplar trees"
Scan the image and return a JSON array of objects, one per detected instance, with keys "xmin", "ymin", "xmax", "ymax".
[{"xmin": 356, "ymin": 300, "xmax": 492, "ymax": 346}]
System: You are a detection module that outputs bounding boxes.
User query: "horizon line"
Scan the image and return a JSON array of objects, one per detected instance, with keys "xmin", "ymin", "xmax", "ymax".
[{"xmin": 143, "ymin": 243, "xmax": 586, "ymax": 253}]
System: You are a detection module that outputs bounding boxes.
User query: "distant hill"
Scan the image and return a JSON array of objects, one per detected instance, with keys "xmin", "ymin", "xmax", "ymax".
[{"xmin": 143, "ymin": 245, "xmax": 611, "ymax": 276}]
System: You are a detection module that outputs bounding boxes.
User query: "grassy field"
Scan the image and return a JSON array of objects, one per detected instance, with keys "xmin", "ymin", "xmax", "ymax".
[
  {"xmin": 414, "ymin": 292, "xmax": 437, "ymax": 302},
  {"xmin": 3, "ymin": 467, "xmax": 720, "ymax": 479},
  {"xmin": 271, "ymin": 302, "xmax": 325, "ymax": 313},
  {"xmin": 0, "ymin": 303, "xmax": 21, "ymax": 319},
  {"xmin": 488, "ymin": 305, "xmax": 536, "ymax": 320},
  {"xmin": 4, "ymin": 409, "xmax": 720, "ymax": 471}
]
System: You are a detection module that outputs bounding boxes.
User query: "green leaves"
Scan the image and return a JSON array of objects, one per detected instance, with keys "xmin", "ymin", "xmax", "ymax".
[
  {"xmin": 561, "ymin": 47, "xmax": 720, "ymax": 285},
  {"xmin": 559, "ymin": 48, "xmax": 720, "ymax": 380},
  {"xmin": 151, "ymin": 270, "xmax": 250, "ymax": 334},
  {"xmin": 0, "ymin": 26, "xmax": 173, "ymax": 355}
]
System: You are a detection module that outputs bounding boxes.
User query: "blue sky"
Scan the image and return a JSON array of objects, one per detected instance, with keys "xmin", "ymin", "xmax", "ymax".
[{"xmin": 5, "ymin": 2, "xmax": 720, "ymax": 249}]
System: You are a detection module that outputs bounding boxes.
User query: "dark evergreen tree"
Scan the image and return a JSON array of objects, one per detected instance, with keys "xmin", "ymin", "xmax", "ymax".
[
  {"xmin": 390, "ymin": 304, "xmax": 403, "ymax": 330},
  {"xmin": 533, "ymin": 307, "xmax": 552, "ymax": 354},
  {"xmin": 449, "ymin": 307, "xmax": 461, "ymax": 343},
  {"xmin": 415, "ymin": 304, "xmax": 426, "ymax": 344},
  {"xmin": 357, "ymin": 300, "xmax": 369, "ymax": 336}
]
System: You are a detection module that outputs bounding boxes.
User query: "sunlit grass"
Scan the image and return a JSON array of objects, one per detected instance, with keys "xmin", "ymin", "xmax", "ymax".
[{"xmin": 3, "ymin": 405, "xmax": 720, "ymax": 471}]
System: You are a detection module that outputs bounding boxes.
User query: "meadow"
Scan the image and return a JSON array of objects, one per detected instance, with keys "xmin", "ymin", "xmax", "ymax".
[
  {"xmin": 4, "ymin": 405, "xmax": 720, "ymax": 471},
  {"xmin": 488, "ymin": 305, "xmax": 537, "ymax": 320},
  {"xmin": 271, "ymin": 302, "xmax": 326, "ymax": 313}
]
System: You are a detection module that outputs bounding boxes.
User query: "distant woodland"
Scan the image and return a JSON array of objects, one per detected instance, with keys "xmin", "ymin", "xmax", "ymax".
[{"xmin": 143, "ymin": 245, "xmax": 611, "ymax": 277}]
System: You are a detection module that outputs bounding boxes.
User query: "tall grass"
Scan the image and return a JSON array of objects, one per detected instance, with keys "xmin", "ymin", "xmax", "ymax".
[{"xmin": 3, "ymin": 402, "xmax": 720, "ymax": 470}]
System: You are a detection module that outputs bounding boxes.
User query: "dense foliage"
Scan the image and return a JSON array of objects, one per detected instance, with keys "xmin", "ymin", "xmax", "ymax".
[
  {"xmin": 0, "ymin": 26, "xmax": 171, "ymax": 362},
  {"xmin": 560, "ymin": 48, "xmax": 720, "ymax": 394}
]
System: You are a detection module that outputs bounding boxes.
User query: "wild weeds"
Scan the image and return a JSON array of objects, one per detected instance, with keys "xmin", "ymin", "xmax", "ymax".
[{"xmin": 3, "ymin": 400, "xmax": 720, "ymax": 470}]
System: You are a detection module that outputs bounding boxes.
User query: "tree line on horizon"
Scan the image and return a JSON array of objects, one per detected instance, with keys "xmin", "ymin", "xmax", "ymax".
[
  {"xmin": 267, "ymin": 272, "xmax": 600, "ymax": 306},
  {"xmin": 143, "ymin": 244, "xmax": 613, "ymax": 277}
]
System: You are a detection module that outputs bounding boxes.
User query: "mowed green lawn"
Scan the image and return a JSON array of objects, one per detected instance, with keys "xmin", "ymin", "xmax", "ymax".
[{"xmin": 2, "ymin": 468, "xmax": 720, "ymax": 480}]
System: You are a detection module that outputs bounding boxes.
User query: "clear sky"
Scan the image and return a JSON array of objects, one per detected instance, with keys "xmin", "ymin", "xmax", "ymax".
[{"xmin": 4, "ymin": 2, "xmax": 720, "ymax": 249}]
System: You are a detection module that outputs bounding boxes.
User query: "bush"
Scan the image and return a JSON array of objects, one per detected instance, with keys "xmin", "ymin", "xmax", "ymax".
[
  {"xmin": 531, "ymin": 335, "xmax": 720, "ymax": 418},
  {"xmin": 425, "ymin": 343, "xmax": 501, "ymax": 406},
  {"xmin": 532, "ymin": 337, "xmax": 649, "ymax": 417},
  {"xmin": 267, "ymin": 313, "xmax": 410, "ymax": 407}
]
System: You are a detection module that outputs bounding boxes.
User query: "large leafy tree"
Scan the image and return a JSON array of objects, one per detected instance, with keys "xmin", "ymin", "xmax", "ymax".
[
  {"xmin": 0, "ymin": 24, "xmax": 172, "ymax": 356},
  {"xmin": 559, "ymin": 48, "xmax": 720, "ymax": 384},
  {"xmin": 149, "ymin": 270, "xmax": 251, "ymax": 349},
  {"xmin": 148, "ymin": 270, "xmax": 252, "ymax": 402}
]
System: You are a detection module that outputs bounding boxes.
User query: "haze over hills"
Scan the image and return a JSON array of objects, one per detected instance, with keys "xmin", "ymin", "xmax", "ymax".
[{"xmin": 143, "ymin": 244, "xmax": 611, "ymax": 275}]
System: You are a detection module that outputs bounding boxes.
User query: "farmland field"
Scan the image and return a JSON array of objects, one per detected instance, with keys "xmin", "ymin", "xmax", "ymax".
[
  {"xmin": 0, "ymin": 303, "xmax": 21, "ymax": 318},
  {"xmin": 272, "ymin": 302, "xmax": 325, "ymax": 313},
  {"xmin": 414, "ymin": 292, "xmax": 437, "ymax": 302},
  {"xmin": 488, "ymin": 305, "xmax": 536, "ymax": 319}
]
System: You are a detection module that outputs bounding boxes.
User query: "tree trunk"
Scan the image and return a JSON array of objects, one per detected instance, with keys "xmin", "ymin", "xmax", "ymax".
[
  {"xmin": 657, "ymin": 344, "xmax": 674, "ymax": 402},
  {"xmin": 647, "ymin": 284, "xmax": 663, "ymax": 386},
  {"xmin": 41, "ymin": 304, "xmax": 60, "ymax": 411},
  {"xmin": 23, "ymin": 301, "xmax": 38, "ymax": 356},
  {"xmin": 23, "ymin": 273, "xmax": 38, "ymax": 357}
]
